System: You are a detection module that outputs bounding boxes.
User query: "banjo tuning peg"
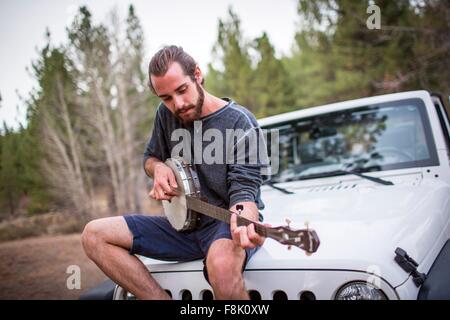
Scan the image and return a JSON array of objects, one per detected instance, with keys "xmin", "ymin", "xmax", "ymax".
[{"xmin": 285, "ymin": 218, "xmax": 292, "ymax": 228}]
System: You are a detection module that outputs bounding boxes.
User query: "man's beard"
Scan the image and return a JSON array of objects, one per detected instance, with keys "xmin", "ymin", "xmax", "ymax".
[{"xmin": 175, "ymin": 82, "xmax": 205, "ymax": 124}]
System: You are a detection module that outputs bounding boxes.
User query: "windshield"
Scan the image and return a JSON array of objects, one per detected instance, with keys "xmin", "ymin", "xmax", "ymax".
[{"xmin": 264, "ymin": 98, "xmax": 438, "ymax": 183}]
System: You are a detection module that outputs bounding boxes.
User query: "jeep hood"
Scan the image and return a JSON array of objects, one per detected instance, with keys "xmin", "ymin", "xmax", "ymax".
[
  {"xmin": 142, "ymin": 173, "xmax": 449, "ymax": 289},
  {"xmin": 253, "ymin": 174, "xmax": 450, "ymax": 287}
]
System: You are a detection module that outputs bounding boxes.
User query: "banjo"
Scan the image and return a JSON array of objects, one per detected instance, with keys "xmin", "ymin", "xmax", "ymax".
[{"xmin": 162, "ymin": 157, "xmax": 320, "ymax": 254}]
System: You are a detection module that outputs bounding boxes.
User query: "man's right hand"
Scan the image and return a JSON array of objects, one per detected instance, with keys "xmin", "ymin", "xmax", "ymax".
[{"xmin": 149, "ymin": 162, "xmax": 180, "ymax": 201}]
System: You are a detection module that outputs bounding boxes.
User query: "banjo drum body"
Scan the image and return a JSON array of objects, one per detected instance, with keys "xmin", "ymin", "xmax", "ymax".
[{"xmin": 162, "ymin": 158, "xmax": 201, "ymax": 231}]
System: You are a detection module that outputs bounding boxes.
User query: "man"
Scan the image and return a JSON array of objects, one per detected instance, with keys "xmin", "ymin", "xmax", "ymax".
[{"xmin": 82, "ymin": 45, "xmax": 268, "ymax": 300}]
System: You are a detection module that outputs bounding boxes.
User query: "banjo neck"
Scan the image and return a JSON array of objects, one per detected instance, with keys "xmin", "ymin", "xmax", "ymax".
[
  {"xmin": 163, "ymin": 157, "xmax": 320, "ymax": 253},
  {"xmin": 186, "ymin": 196, "xmax": 267, "ymax": 237}
]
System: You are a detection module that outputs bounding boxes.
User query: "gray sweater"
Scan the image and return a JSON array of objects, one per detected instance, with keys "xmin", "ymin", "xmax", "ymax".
[{"xmin": 144, "ymin": 98, "xmax": 267, "ymax": 215}]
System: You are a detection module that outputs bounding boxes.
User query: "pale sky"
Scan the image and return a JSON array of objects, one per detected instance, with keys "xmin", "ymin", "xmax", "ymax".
[{"xmin": 0, "ymin": 0, "xmax": 299, "ymax": 129}]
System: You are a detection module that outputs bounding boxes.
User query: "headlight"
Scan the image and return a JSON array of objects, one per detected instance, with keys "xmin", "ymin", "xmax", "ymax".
[{"xmin": 335, "ymin": 281, "xmax": 388, "ymax": 300}]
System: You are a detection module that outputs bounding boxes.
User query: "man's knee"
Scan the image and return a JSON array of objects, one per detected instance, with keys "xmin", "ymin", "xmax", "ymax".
[
  {"xmin": 206, "ymin": 241, "xmax": 245, "ymax": 285},
  {"xmin": 81, "ymin": 217, "xmax": 132, "ymax": 256},
  {"xmin": 81, "ymin": 219, "xmax": 103, "ymax": 255},
  {"xmin": 207, "ymin": 254, "xmax": 232, "ymax": 276}
]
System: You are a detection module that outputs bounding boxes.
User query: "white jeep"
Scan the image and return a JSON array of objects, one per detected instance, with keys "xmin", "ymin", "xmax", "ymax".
[{"xmin": 81, "ymin": 90, "xmax": 450, "ymax": 300}]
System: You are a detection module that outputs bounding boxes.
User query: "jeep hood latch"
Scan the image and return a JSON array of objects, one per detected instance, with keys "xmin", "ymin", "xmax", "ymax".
[{"xmin": 395, "ymin": 247, "xmax": 427, "ymax": 287}]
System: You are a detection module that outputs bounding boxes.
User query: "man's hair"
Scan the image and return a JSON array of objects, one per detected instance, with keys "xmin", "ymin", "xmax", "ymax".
[{"xmin": 148, "ymin": 45, "xmax": 203, "ymax": 94}]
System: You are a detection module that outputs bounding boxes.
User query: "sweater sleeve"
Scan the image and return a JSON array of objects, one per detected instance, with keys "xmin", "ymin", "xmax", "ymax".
[
  {"xmin": 143, "ymin": 106, "xmax": 171, "ymax": 168},
  {"xmin": 226, "ymin": 118, "xmax": 270, "ymax": 210}
]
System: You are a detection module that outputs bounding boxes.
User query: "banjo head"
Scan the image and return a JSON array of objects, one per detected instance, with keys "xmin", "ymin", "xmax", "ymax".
[{"xmin": 162, "ymin": 158, "xmax": 200, "ymax": 231}]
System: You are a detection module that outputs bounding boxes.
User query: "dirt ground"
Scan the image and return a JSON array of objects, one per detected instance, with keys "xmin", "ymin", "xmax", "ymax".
[{"xmin": 0, "ymin": 233, "xmax": 108, "ymax": 300}]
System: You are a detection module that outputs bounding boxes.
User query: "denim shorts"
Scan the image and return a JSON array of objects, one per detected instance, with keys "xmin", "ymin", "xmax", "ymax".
[{"xmin": 123, "ymin": 214, "xmax": 259, "ymax": 283}]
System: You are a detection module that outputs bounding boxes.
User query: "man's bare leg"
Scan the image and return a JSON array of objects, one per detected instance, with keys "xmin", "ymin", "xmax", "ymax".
[
  {"xmin": 205, "ymin": 239, "xmax": 249, "ymax": 300},
  {"xmin": 81, "ymin": 216, "xmax": 170, "ymax": 300}
]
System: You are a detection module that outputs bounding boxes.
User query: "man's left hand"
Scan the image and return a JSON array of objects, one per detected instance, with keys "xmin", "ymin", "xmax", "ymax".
[{"xmin": 229, "ymin": 202, "xmax": 266, "ymax": 249}]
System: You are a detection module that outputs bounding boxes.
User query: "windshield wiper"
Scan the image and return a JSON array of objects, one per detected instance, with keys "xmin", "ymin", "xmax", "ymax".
[
  {"xmin": 341, "ymin": 170, "xmax": 394, "ymax": 185},
  {"xmin": 263, "ymin": 181, "xmax": 295, "ymax": 194},
  {"xmin": 300, "ymin": 170, "xmax": 394, "ymax": 186}
]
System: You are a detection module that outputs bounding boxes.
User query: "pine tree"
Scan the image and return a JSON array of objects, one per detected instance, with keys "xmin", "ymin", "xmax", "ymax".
[
  {"xmin": 207, "ymin": 7, "xmax": 255, "ymax": 111},
  {"xmin": 67, "ymin": 5, "xmax": 157, "ymax": 214},
  {"xmin": 0, "ymin": 124, "xmax": 21, "ymax": 216},
  {"xmin": 252, "ymin": 32, "xmax": 294, "ymax": 117},
  {"xmin": 287, "ymin": 0, "xmax": 450, "ymax": 109},
  {"xmin": 29, "ymin": 29, "xmax": 95, "ymax": 218},
  {"xmin": 112, "ymin": 5, "xmax": 157, "ymax": 213},
  {"xmin": 16, "ymin": 120, "xmax": 50, "ymax": 214}
]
